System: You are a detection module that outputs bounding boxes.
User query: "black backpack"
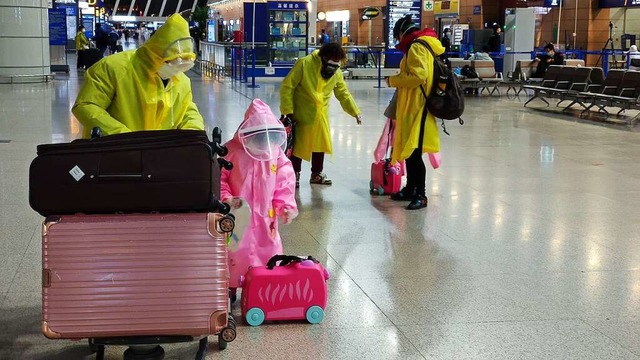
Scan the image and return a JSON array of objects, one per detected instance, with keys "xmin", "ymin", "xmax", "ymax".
[{"xmin": 412, "ymin": 39, "xmax": 465, "ymax": 127}]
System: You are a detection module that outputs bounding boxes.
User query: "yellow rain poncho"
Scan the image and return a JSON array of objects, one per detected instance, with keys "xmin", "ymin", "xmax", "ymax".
[
  {"xmin": 279, "ymin": 50, "xmax": 360, "ymax": 161},
  {"xmin": 72, "ymin": 14, "xmax": 204, "ymax": 138},
  {"xmin": 388, "ymin": 35, "xmax": 444, "ymax": 163},
  {"xmin": 75, "ymin": 31, "xmax": 89, "ymax": 50}
]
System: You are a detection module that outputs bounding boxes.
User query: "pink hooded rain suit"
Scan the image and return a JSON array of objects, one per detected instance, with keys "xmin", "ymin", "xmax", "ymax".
[{"xmin": 221, "ymin": 99, "xmax": 299, "ymax": 288}]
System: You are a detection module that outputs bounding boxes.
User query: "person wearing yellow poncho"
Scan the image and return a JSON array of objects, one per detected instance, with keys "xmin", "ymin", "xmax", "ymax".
[
  {"xmin": 72, "ymin": 14, "xmax": 204, "ymax": 138},
  {"xmin": 280, "ymin": 43, "xmax": 361, "ymax": 188},
  {"xmin": 386, "ymin": 15, "xmax": 443, "ymax": 210},
  {"xmin": 74, "ymin": 25, "xmax": 90, "ymax": 70}
]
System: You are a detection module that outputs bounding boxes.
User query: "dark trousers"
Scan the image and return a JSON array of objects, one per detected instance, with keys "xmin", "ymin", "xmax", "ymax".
[
  {"xmin": 291, "ymin": 152, "xmax": 325, "ymax": 174},
  {"xmin": 76, "ymin": 50, "xmax": 85, "ymax": 69},
  {"xmin": 405, "ymin": 149, "xmax": 426, "ymax": 196}
]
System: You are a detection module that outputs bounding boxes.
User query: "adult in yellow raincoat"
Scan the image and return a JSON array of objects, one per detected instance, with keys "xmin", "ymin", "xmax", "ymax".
[
  {"xmin": 72, "ymin": 14, "xmax": 204, "ymax": 138},
  {"xmin": 280, "ymin": 43, "xmax": 361, "ymax": 187},
  {"xmin": 75, "ymin": 25, "xmax": 90, "ymax": 70},
  {"xmin": 386, "ymin": 15, "xmax": 443, "ymax": 210}
]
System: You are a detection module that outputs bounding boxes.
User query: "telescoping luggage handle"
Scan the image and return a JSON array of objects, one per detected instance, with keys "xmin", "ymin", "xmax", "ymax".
[{"xmin": 266, "ymin": 255, "xmax": 319, "ymax": 270}]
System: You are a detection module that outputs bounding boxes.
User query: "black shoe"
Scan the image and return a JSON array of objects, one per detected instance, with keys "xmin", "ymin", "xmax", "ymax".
[
  {"xmin": 390, "ymin": 187, "xmax": 416, "ymax": 201},
  {"xmin": 406, "ymin": 195, "xmax": 428, "ymax": 210}
]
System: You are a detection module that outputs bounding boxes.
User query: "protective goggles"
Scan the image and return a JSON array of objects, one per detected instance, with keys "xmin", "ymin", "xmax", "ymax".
[
  {"xmin": 163, "ymin": 37, "xmax": 196, "ymax": 62},
  {"xmin": 238, "ymin": 125, "xmax": 287, "ymax": 161}
]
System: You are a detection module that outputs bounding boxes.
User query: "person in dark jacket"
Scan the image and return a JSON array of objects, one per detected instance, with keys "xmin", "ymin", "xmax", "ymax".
[
  {"xmin": 488, "ymin": 24, "xmax": 502, "ymax": 53},
  {"xmin": 532, "ymin": 43, "xmax": 564, "ymax": 78},
  {"xmin": 94, "ymin": 24, "xmax": 110, "ymax": 56},
  {"xmin": 440, "ymin": 27, "xmax": 451, "ymax": 60}
]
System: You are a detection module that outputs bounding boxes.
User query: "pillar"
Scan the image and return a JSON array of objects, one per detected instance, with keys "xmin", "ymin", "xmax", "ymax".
[{"xmin": 0, "ymin": 0, "xmax": 50, "ymax": 77}]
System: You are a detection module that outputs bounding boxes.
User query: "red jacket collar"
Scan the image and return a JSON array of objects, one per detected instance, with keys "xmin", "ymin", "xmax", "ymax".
[{"xmin": 396, "ymin": 28, "xmax": 438, "ymax": 54}]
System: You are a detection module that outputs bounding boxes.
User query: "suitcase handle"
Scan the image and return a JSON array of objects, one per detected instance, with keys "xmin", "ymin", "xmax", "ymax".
[
  {"xmin": 266, "ymin": 255, "xmax": 318, "ymax": 270},
  {"xmin": 95, "ymin": 173, "xmax": 145, "ymax": 180}
]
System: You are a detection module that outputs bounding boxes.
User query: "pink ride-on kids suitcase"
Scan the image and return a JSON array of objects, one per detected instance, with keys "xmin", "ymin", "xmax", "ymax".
[
  {"xmin": 240, "ymin": 255, "xmax": 330, "ymax": 326},
  {"xmin": 370, "ymin": 159, "xmax": 402, "ymax": 195}
]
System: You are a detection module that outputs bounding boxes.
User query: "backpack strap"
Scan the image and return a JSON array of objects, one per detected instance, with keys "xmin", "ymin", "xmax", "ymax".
[{"xmin": 412, "ymin": 39, "xmax": 450, "ymax": 138}]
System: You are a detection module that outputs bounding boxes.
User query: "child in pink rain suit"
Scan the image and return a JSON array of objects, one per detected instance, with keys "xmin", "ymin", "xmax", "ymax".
[{"xmin": 221, "ymin": 99, "xmax": 299, "ymax": 298}]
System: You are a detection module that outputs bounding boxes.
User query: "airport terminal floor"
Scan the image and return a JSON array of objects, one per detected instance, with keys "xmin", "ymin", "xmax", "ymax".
[{"xmin": 2, "ymin": 60, "xmax": 640, "ymax": 359}]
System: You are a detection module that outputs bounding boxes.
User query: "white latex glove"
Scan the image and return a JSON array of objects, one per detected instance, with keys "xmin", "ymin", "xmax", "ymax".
[
  {"xmin": 225, "ymin": 197, "xmax": 243, "ymax": 209},
  {"xmin": 281, "ymin": 209, "xmax": 298, "ymax": 225}
]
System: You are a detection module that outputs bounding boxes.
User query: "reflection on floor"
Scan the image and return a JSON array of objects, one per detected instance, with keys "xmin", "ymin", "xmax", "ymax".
[{"xmin": 1, "ymin": 63, "xmax": 640, "ymax": 359}]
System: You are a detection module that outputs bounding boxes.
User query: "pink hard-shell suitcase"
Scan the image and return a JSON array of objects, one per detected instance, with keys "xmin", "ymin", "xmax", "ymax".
[
  {"xmin": 370, "ymin": 159, "xmax": 403, "ymax": 195},
  {"xmin": 240, "ymin": 255, "xmax": 330, "ymax": 326},
  {"xmin": 42, "ymin": 212, "xmax": 238, "ymax": 357}
]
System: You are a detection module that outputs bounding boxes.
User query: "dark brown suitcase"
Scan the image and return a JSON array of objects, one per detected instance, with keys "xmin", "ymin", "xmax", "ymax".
[
  {"xmin": 29, "ymin": 129, "xmax": 232, "ymax": 216},
  {"xmin": 42, "ymin": 212, "xmax": 238, "ymax": 355}
]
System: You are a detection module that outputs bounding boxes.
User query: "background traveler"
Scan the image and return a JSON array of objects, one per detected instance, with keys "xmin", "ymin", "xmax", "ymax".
[
  {"xmin": 533, "ymin": 43, "xmax": 564, "ymax": 78},
  {"xmin": 75, "ymin": 25, "xmax": 90, "ymax": 70},
  {"xmin": 488, "ymin": 24, "xmax": 502, "ymax": 53}
]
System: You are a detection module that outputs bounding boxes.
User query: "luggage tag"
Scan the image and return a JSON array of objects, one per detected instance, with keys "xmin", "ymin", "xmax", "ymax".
[{"xmin": 226, "ymin": 198, "xmax": 250, "ymax": 251}]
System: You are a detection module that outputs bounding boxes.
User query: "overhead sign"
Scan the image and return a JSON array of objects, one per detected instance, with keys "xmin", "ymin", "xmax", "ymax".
[
  {"xmin": 434, "ymin": 0, "xmax": 459, "ymax": 17},
  {"xmin": 387, "ymin": 0, "xmax": 422, "ymax": 49},
  {"xmin": 362, "ymin": 7, "xmax": 381, "ymax": 19},
  {"xmin": 473, "ymin": 5, "xmax": 481, "ymax": 14},
  {"xmin": 544, "ymin": 0, "xmax": 560, "ymax": 6},
  {"xmin": 424, "ymin": 0, "xmax": 434, "ymax": 11}
]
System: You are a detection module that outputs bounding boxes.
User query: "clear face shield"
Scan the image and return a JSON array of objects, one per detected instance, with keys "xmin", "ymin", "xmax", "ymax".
[
  {"xmin": 157, "ymin": 37, "xmax": 197, "ymax": 79},
  {"xmin": 238, "ymin": 125, "xmax": 287, "ymax": 161}
]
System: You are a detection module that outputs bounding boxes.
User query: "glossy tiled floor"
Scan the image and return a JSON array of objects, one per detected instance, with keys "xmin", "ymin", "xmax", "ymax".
[{"xmin": 1, "ymin": 55, "xmax": 640, "ymax": 359}]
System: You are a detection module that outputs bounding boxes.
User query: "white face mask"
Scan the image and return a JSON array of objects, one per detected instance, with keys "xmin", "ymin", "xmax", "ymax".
[{"xmin": 157, "ymin": 58, "xmax": 195, "ymax": 80}]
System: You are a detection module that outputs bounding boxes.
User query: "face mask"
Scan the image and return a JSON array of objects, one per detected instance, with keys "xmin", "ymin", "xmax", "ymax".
[
  {"xmin": 320, "ymin": 60, "xmax": 340, "ymax": 80},
  {"xmin": 157, "ymin": 58, "xmax": 195, "ymax": 80},
  {"xmin": 546, "ymin": 51, "xmax": 553, "ymax": 56}
]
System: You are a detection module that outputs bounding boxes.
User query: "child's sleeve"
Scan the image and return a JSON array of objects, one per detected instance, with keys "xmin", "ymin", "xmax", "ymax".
[{"xmin": 273, "ymin": 155, "xmax": 298, "ymax": 218}]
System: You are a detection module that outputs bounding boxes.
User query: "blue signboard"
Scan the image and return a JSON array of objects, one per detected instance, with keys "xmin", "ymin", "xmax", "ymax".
[
  {"xmin": 473, "ymin": 5, "xmax": 481, "ymax": 15},
  {"xmin": 544, "ymin": 0, "xmax": 561, "ymax": 7},
  {"xmin": 82, "ymin": 14, "xmax": 95, "ymax": 40},
  {"xmin": 599, "ymin": 0, "xmax": 640, "ymax": 7},
  {"xmin": 386, "ymin": 0, "xmax": 422, "ymax": 50},
  {"xmin": 56, "ymin": 4, "xmax": 78, "ymax": 16},
  {"xmin": 48, "ymin": 9, "xmax": 67, "ymax": 46},
  {"xmin": 268, "ymin": 1, "xmax": 307, "ymax": 10}
]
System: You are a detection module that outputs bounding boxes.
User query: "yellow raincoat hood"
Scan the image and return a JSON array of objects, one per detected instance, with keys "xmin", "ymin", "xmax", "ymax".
[
  {"xmin": 136, "ymin": 13, "xmax": 196, "ymax": 74},
  {"xmin": 72, "ymin": 13, "xmax": 204, "ymax": 138}
]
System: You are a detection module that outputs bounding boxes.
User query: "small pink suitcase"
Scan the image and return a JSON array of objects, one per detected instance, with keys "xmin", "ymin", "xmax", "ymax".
[
  {"xmin": 370, "ymin": 159, "xmax": 402, "ymax": 195},
  {"xmin": 240, "ymin": 255, "xmax": 329, "ymax": 326},
  {"xmin": 42, "ymin": 212, "xmax": 237, "ymax": 354}
]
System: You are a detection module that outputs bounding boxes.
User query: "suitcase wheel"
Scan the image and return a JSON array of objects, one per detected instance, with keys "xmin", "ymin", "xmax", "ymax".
[
  {"xmin": 305, "ymin": 305, "xmax": 325, "ymax": 324},
  {"xmin": 220, "ymin": 326, "xmax": 237, "ymax": 343},
  {"xmin": 369, "ymin": 180, "xmax": 374, "ymax": 191},
  {"xmin": 245, "ymin": 307, "xmax": 265, "ymax": 326},
  {"xmin": 219, "ymin": 215, "xmax": 235, "ymax": 233},
  {"xmin": 377, "ymin": 186, "xmax": 385, "ymax": 196}
]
